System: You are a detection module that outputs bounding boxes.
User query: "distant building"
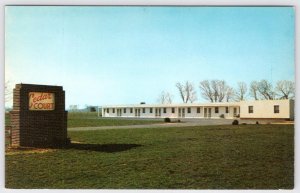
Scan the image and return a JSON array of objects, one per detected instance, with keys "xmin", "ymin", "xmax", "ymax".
[
  {"xmin": 101, "ymin": 99, "xmax": 294, "ymax": 120},
  {"xmin": 86, "ymin": 106, "xmax": 97, "ymax": 112}
]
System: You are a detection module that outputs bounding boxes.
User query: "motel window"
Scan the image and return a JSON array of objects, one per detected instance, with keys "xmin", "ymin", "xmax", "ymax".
[
  {"xmin": 150, "ymin": 108, "xmax": 153, "ymax": 113},
  {"xmin": 130, "ymin": 108, "xmax": 133, "ymax": 113},
  {"xmin": 226, "ymin": 107, "xmax": 229, "ymax": 113},
  {"xmin": 274, "ymin": 105, "xmax": 280, "ymax": 114},
  {"xmin": 197, "ymin": 107, "xmax": 200, "ymax": 113},
  {"xmin": 107, "ymin": 108, "xmax": 109, "ymax": 113},
  {"xmin": 163, "ymin": 108, "xmax": 167, "ymax": 113},
  {"xmin": 187, "ymin": 107, "xmax": 191, "ymax": 113},
  {"xmin": 172, "ymin": 108, "xmax": 175, "ymax": 113},
  {"xmin": 215, "ymin": 107, "xmax": 219, "ymax": 114},
  {"xmin": 113, "ymin": 108, "xmax": 115, "ymax": 113},
  {"xmin": 123, "ymin": 108, "xmax": 126, "ymax": 113},
  {"xmin": 248, "ymin": 106, "xmax": 253, "ymax": 114},
  {"xmin": 143, "ymin": 108, "xmax": 145, "ymax": 113}
]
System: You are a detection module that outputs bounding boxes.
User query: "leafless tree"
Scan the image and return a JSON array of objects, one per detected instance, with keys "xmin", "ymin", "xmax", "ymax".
[
  {"xmin": 69, "ymin": 105, "xmax": 79, "ymax": 112},
  {"xmin": 235, "ymin": 82, "xmax": 247, "ymax": 101},
  {"xmin": 257, "ymin": 79, "xmax": 275, "ymax": 100},
  {"xmin": 200, "ymin": 80, "xmax": 234, "ymax": 102},
  {"xmin": 249, "ymin": 81, "xmax": 259, "ymax": 100},
  {"xmin": 212, "ymin": 80, "xmax": 229, "ymax": 102},
  {"xmin": 176, "ymin": 82, "xmax": 187, "ymax": 103},
  {"xmin": 199, "ymin": 80, "xmax": 214, "ymax": 102},
  {"xmin": 157, "ymin": 91, "xmax": 173, "ymax": 104},
  {"xmin": 185, "ymin": 81, "xmax": 197, "ymax": 103},
  {"xmin": 225, "ymin": 86, "xmax": 235, "ymax": 102},
  {"xmin": 176, "ymin": 81, "xmax": 197, "ymax": 103},
  {"xmin": 5, "ymin": 81, "xmax": 12, "ymax": 103},
  {"xmin": 275, "ymin": 80, "xmax": 295, "ymax": 99}
]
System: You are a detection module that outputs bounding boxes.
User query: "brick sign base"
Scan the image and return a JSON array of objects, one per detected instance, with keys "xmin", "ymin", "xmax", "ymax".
[{"xmin": 10, "ymin": 84, "xmax": 69, "ymax": 148}]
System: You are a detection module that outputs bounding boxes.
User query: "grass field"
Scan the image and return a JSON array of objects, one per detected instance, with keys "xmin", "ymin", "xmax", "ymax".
[
  {"xmin": 5, "ymin": 124, "xmax": 294, "ymax": 189},
  {"xmin": 5, "ymin": 113, "xmax": 11, "ymax": 126},
  {"xmin": 5, "ymin": 112, "xmax": 163, "ymax": 127}
]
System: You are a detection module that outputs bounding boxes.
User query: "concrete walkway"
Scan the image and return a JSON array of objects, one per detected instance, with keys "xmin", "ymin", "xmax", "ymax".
[{"xmin": 68, "ymin": 119, "xmax": 280, "ymax": 131}]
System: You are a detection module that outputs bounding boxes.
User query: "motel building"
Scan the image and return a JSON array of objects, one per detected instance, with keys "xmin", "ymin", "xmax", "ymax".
[{"xmin": 101, "ymin": 99, "xmax": 294, "ymax": 120}]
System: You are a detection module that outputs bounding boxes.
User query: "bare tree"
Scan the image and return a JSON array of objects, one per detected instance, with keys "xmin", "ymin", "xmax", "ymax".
[
  {"xmin": 176, "ymin": 82, "xmax": 187, "ymax": 103},
  {"xmin": 166, "ymin": 92, "xmax": 173, "ymax": 104},
  {"xmin": 225, "ymin": 86, "xmax": 235, "ymax": 102},
  {"xmin": 200, "ymin": 80, "xmax": 233, "ymax": 102},
  {"xmin": 257, "ymin": 79, "xmax": 275, "ymax": 100},
  {"xmin": 212, "ymin": 80, "xmax": 228, "ymax": 102},
  {"xmin": 199, "ymin": 80, "xmax": 214, "ymax": 102},
  {"xmin": 5, "ymin": 81, "xmax": 12, "ymax": 103},
  {"xmin": 249, "ymin": 81, "xmax": 259, "ymax": 100},
  {"xmin": 235, "ymin": 82, "xmax": 247, "ymax": 101},
  {"xmin": 176, "ymin": 81, "xmax": 197, "ymax": 103},
  {"xmin": 275, "ymin": 80, "xmax": 295, "ymax": 99},
  {"xmin": 185, "ymin": 81, "xmax": 197, "ymax": 103},
  {"xmin": 157, "ymin": 91, "xmax": 173, "ymax": 104},
  {"xmin": 69, "ymin": 105, "xmax": 78, "ymax": 112}
]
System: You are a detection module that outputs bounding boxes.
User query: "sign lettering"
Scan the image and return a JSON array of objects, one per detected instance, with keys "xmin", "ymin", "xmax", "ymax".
[{"xmin": 29, "ymin": 92, "xmax": 55, "ymax": 110}]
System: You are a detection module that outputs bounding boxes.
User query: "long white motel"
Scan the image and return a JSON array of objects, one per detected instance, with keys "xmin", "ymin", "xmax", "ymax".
[{"xmin": 101, "ymin": 99, "xmax": 294, "ymax": 120}]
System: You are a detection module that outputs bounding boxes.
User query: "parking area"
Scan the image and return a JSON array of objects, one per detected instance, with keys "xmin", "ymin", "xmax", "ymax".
[{"xmin": 68, "ymin": 118, "xmax": 291, "ymax": 131}]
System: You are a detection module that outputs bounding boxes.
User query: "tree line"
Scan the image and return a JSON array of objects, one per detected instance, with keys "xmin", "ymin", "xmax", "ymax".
[{"xmin": 157, "ymin": 79, "xmax": 295, "ymax": 104}]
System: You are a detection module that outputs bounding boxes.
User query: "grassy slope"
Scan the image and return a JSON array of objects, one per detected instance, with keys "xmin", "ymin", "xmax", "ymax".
[{"xmin": 5, "ymin": 124, "xmax": 294, "ymax": 189}]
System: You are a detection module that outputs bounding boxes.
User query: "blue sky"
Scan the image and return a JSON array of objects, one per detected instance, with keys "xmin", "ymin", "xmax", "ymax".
[{"xmin": 5, "ymin": 6, "xmax": 295, "ymax": 108}]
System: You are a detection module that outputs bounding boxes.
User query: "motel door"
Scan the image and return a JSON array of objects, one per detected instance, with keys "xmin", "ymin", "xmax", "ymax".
[
  {"xmin": 234, "ymin": 108, "xmax": 237, "ymax": 117},
  {"xmin": 182, "ymin": 108, "xmax": 185, "ymax": 117},
  {"xmin": 135, "ymin": 109, "xmax": 141, "ymax": 117},
  {"xmin": 155, "ymin": 108, "xmax": 161, "ymax": 117},
  {"xmin": 117, "ymin": 109, "xmax": 122, "ymax": 117},
  {"xmin": 204, "ymin": 108, "xmax": 211, "ymax": 118},
  {"xmin": 178, "ymin": 108, "xmax": 185, "ymax": 118}
]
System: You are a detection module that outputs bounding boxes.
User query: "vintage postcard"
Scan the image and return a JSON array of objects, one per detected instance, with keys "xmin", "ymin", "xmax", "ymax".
[{"xmin": 5, "ymin": 6, "xmax": 295, "ymax": 189}]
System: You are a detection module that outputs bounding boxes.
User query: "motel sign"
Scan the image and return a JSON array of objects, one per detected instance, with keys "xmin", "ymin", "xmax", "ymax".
[{"xmin": 29, "ymin": 92, "xmax": 55, "ymax": 110}]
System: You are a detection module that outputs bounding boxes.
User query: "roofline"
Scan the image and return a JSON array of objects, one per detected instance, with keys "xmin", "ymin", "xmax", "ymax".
[
  {"xmin": 101, "ymin": 102, "xmax": 241, "ymax": 108},
  {"xmin": 100, "ymin": 99, "xmax": 292, "ymax": 108}
]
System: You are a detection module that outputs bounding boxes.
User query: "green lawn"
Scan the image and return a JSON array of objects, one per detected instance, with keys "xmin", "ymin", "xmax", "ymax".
[
  {"xmin": 68, "ymin": 112, "xmax": 163, "ymax": 127},
  {"xmin": 5, "ymin": 124, "xmax": 294, "ymax": 189},
  {"xmin": 5, "ymin": 113, "xmax": 11, "ymax": 126},
  {"xmin": 5, "ymin": 112, "xmax": 163, "ymax": 127}
]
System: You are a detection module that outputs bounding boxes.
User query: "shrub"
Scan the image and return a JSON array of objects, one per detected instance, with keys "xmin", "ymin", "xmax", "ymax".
[
  {"xmin": 256, "ymin": 121, "xmax": 259, "ymax": 125},
  {"xmin": 177, "ymin": 119, "xmax": 181, "ymax": 123},
  {"xmin": 219, "ymin": 114, "xmax": 225, "ymax": 118},
  {"xmin": 232, "ymin": 120, "xmax": 239, "ymax": 125},
  {"xmin": 164, "ymin": 117, "xmax": 171, "ymax": 123}
]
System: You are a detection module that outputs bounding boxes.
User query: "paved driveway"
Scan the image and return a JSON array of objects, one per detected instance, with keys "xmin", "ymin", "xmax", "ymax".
[{"xmin": 68, "ymin": 118, "xmax": 283, "ymax": 131}]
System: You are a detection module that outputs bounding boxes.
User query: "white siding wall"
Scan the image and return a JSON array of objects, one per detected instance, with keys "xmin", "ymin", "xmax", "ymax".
[
  {"xmin": 239, "ymin": 100, "xmax": 291, "ymax": 119},
  {"xmin": 102, "ymin": 106, "xmax": 240, "ymax": 119},
  {"xmin": 122, "ymin": 108, "xmax": 134, "ymax": 117},
  {"xmin": 101, "ymin": 100, "xmax": 292, "ymax": 119}
]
